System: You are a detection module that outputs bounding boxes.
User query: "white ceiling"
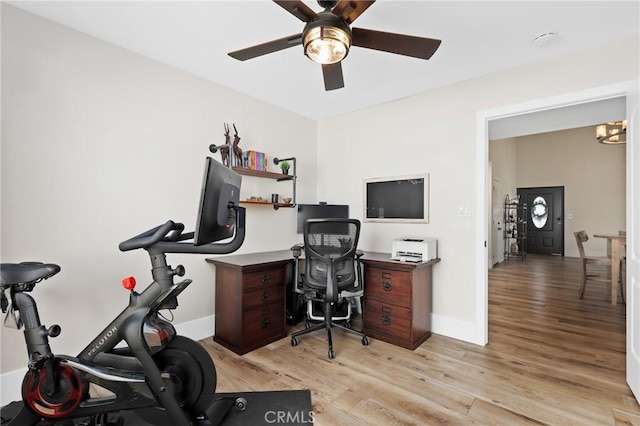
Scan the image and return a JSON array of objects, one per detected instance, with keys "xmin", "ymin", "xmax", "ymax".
[{"xmin": 7, "ymin": 1, "xmax": 640, "ymax": 121}]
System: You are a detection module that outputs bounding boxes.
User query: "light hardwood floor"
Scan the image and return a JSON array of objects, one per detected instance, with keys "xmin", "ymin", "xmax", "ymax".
[{"xmin": 201, "ymin": 254, "xmax": 640, "ymax": 425}]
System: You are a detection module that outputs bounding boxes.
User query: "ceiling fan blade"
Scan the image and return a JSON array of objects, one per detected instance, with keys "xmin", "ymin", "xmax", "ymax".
[
  {"xmin": 322, "ymin": 62, "xmax": 344, "ymax": 91},
  {"xmin": 332, "ymin": 0, "xmax": 375, "ymax": 24},
  {"xmin": 273, "ymin": 0, "xmax": 317, "ymax": 22},
  {"xmin": 229, "ymin": 34, "xmax": 302, "ymax": 61},
  {"xmin": 352, "ymin": 28, "xmax": 441, "ymax": 60}
]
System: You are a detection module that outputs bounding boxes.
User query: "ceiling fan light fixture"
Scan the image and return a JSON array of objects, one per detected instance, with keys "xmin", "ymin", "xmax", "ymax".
[
  {"xmin": 303, "ymin": 24, "xmax": 351, "ymax": 65},
  {"xmin": 229, "ymin": 1, "xmax": 442, "ymax": 91},
  {"xmin": 596, "ymin": 120, "xmax": 627, "ymax": 144}
]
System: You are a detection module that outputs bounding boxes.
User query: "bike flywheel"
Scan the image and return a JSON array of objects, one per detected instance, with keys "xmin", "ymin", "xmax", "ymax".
[{"xmin": 22, "ymin": 363, "xmax": 84, "ymax": 419}]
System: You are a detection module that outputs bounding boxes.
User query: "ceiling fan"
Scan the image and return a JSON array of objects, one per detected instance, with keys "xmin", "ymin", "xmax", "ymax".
[{"xmin": 228, "ymin": 0, "xmax": 442, "ymax": 91}]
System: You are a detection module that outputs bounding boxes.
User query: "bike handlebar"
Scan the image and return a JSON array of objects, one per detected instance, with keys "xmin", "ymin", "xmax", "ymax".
[
  {"xmin": 118, "ymin": 207, "xmax": 246, "ymax": 256},
  {"xmin": 119, "ymin": 221, "xmax": 180, "ymax": 252}
]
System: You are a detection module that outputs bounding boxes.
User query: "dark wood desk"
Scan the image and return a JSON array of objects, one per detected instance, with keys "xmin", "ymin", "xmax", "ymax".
[
  {"xmin": 361, "ymin": 253, "xmax": 440, "ymax": 350},
  {"xmin": 206, "ymin": 250, "xmax": 440, "ymax": 354},
  {"xmin": 206, "ymin": 251, "xmax": 292, "ymax": 355}
]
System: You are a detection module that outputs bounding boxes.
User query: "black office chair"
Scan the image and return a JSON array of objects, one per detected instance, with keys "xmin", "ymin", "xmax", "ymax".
[{"xmin": 290, "ymin": 218, "xmax": 369, "ymax": 359}]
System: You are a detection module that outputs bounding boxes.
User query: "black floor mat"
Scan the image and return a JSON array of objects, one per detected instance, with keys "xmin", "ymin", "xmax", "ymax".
[
  {"xmin": 1, "ymin": 390, "xmax": 313, "ymax": 426},
  {"xmin": 212, "ymin": 390, "xmax": 313, "ymax": 426}
]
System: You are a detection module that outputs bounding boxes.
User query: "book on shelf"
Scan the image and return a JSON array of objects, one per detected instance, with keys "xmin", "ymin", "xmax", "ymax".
[{"xmin": 244, "ymin": 150, "xmax": 267, "ymax": 172}]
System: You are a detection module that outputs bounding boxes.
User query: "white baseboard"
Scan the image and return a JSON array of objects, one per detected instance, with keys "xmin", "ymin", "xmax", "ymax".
[
  {"xmin": 1, "ymin": 368, "xmax": 27, "ymax": 407},
  {"xmin": 175, "ymin": 314, "xmax": 215, "ymax": 341},
  {"xmin": 431, "ymin": 312, "xmax": 483, "ymax": 345},
  {"xmin": 0, "ymin": 315, "xmax": 215, "ymax": 407}
]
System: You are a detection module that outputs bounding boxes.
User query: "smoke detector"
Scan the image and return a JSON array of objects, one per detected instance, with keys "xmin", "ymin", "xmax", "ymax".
[{"xmin": 533, "ymin": 32, "xmax": 558, "ymax": 47}]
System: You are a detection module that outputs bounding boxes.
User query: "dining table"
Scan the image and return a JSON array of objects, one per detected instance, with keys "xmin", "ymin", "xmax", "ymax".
[{"xmin": 594, "ymin": 233, "xmax": 627, "ymax": 305}]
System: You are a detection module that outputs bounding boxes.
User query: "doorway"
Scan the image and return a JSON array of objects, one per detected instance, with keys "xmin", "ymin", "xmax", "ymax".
[
  {"xmin": 518, "ymin": 186, "xmax": 564, "ymax": 255},
  {"xmin": 474, "ymin": 81, "xmax": 635, "ymax": 346},
  {"xmin": 476, "ymin": 80, "xmax": 639, "ymax": 404}
]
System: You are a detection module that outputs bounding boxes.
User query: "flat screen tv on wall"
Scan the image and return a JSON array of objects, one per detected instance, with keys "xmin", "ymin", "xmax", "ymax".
[{"xmin": 364, "ymin": 174, "xmax": 429, "ymax": 223}]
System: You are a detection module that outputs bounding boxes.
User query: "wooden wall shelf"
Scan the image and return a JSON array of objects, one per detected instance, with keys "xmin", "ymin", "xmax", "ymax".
[
  {"xmin": 232, "ymin": 158, "xmax": 296, "ymax": 210},
  {"xmin": 232, "ymin": 167, "xmax": 292, "ymax": 181},
  {"xmin": 240, "ymin": 200, "xmax": 293, "ymax": 209}
]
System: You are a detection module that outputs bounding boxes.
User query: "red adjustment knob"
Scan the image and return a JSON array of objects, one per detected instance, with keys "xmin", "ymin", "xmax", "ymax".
[{"xmin": 122, "ymin": 276, "xmax": 136, "ymax": 291}]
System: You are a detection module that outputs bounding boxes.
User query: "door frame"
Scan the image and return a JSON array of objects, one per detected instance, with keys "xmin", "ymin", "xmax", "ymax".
[
  {"xmin": 474, "ymin": 80, "xmax": 636, "ymax": 346},
  {"xmin": 624, "ymin": 79, "xmax": 640, "ymax": 401}
]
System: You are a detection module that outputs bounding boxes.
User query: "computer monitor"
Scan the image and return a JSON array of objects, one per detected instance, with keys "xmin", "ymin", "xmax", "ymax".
[
  {"xmin": 194, "ymin": 157, "xmax": 242, "ymax": 245},
  {"xmin": 296, "ymin": 204, "xmax": 349, "ymax": 234}
]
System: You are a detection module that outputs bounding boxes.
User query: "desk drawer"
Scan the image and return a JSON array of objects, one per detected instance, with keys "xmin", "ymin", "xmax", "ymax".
[
  {"xmin": 364, "ymin": 267, "xmax": 411, "ymax": 307},
  {"xmin": 244, "ymin": 285, "xmax": 285, "ymax": 311},
  {"xmin": 243, "ymin": 267, "xmax": 285, "ymax": 292},
  {"xmin": 363, "ymin": 299, "xmax": 411, "ymax": 341},
  {"xmin": 243, "ymin": 303, "xmax": 285, "ymax": 347}
]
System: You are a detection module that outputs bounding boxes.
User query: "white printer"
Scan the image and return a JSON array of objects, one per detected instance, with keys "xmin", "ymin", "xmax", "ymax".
[{"xmin": 391, "ymin": 237, "xmax": 437, "ymax": 263}]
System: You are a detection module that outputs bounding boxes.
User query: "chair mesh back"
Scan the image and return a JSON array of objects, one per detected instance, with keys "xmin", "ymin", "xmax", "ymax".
[{"xmin": 303, "ymin": 219, "xmax": 360, "ymax": 292}]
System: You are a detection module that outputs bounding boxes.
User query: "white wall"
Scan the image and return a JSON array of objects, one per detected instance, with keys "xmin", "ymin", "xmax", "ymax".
[
  {"xmin": 515, "ymin": 125, "xmax": 626, "ymax": 257},
  {"xmin": 0, "ymin": 4, "xmax": 317, "ymax": 386},
  {"xmin": 490, "ymin": 139, "xmax": 517, "ymax": 200},
  {"xmin": 489, "ymin": 137, "xmax": 517, "ymax": 263},
  {"xmin": 490, "ymin": 126, "xmax": 626, "ymax": 259},
  {"xmin": 317, "ymin": 35, "xmax": 639, "ymax": 339}
]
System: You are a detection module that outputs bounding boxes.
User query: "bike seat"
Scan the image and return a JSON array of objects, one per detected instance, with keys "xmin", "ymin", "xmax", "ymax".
[{"xmin": 1, "ymin": 262, "xmax": 60, "ymax": 287}]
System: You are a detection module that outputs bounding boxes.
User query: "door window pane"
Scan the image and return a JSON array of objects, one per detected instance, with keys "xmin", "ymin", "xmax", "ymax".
[{"xmin": 531, "ymin": 196, "xmax": 548, "ymax": 229}]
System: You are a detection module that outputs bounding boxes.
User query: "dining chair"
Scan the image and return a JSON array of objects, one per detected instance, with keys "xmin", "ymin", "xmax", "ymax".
[{"xmin": 574, "ymin": 230, "xmax": 612, "ymax": 299}]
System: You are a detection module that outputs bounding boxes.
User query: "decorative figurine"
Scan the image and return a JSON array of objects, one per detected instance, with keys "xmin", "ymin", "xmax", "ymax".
[
  {"xmin": 219, "ymin": 123, "xmax": 231, "ymax": 166},
  {"xmin": 232, "ymin": 124, "xmax": 243, "ymax": 167}
]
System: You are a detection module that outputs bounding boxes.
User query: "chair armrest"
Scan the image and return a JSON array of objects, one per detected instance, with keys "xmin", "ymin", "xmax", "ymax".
[{"xmin": 355, "ymin": 250, "xmax": 364, "ymax": 291}]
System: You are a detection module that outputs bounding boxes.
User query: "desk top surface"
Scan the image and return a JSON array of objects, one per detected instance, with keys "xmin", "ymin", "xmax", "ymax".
[
  {"xmin": 206, "ymin": 250, "xmax": 440, "ymax": 269},
  {"xmin": 593, "ymin": 234, "xmax": 627, "ymax": 240},
  {"xmin": 205, "ymin": 250, "xmax": 293, "ymax": 268}
]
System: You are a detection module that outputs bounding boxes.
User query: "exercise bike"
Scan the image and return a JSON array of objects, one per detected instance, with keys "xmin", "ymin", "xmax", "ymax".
[{"xmin": 1, "ymin": 158, "xmax": 247, "ymax": 426}]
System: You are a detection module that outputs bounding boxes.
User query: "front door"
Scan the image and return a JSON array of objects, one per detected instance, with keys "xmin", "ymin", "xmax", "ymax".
[{"xmin": 517, "ymin": 186, "xmax": 564, "ymax": 255}]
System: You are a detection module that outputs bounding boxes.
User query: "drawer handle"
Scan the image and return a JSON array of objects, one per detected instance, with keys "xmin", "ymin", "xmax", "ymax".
[
  {"xmin": 382, "ymin": 281, "xmax": 392, "ymax": 291},
  {"xmin": 262, "ymin": 291, "xmax": 270, "ymax": 301},
  {"xmin": 381, "ymin": 315, "xmax": 391, "ymax": 326},
  {"xmin": 261, "ymin": 318, "xmax": 270, "ymax": 329},
  {"xmin": 261, "ymin": 274, "xmax": 271, "ymax": 284}
]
